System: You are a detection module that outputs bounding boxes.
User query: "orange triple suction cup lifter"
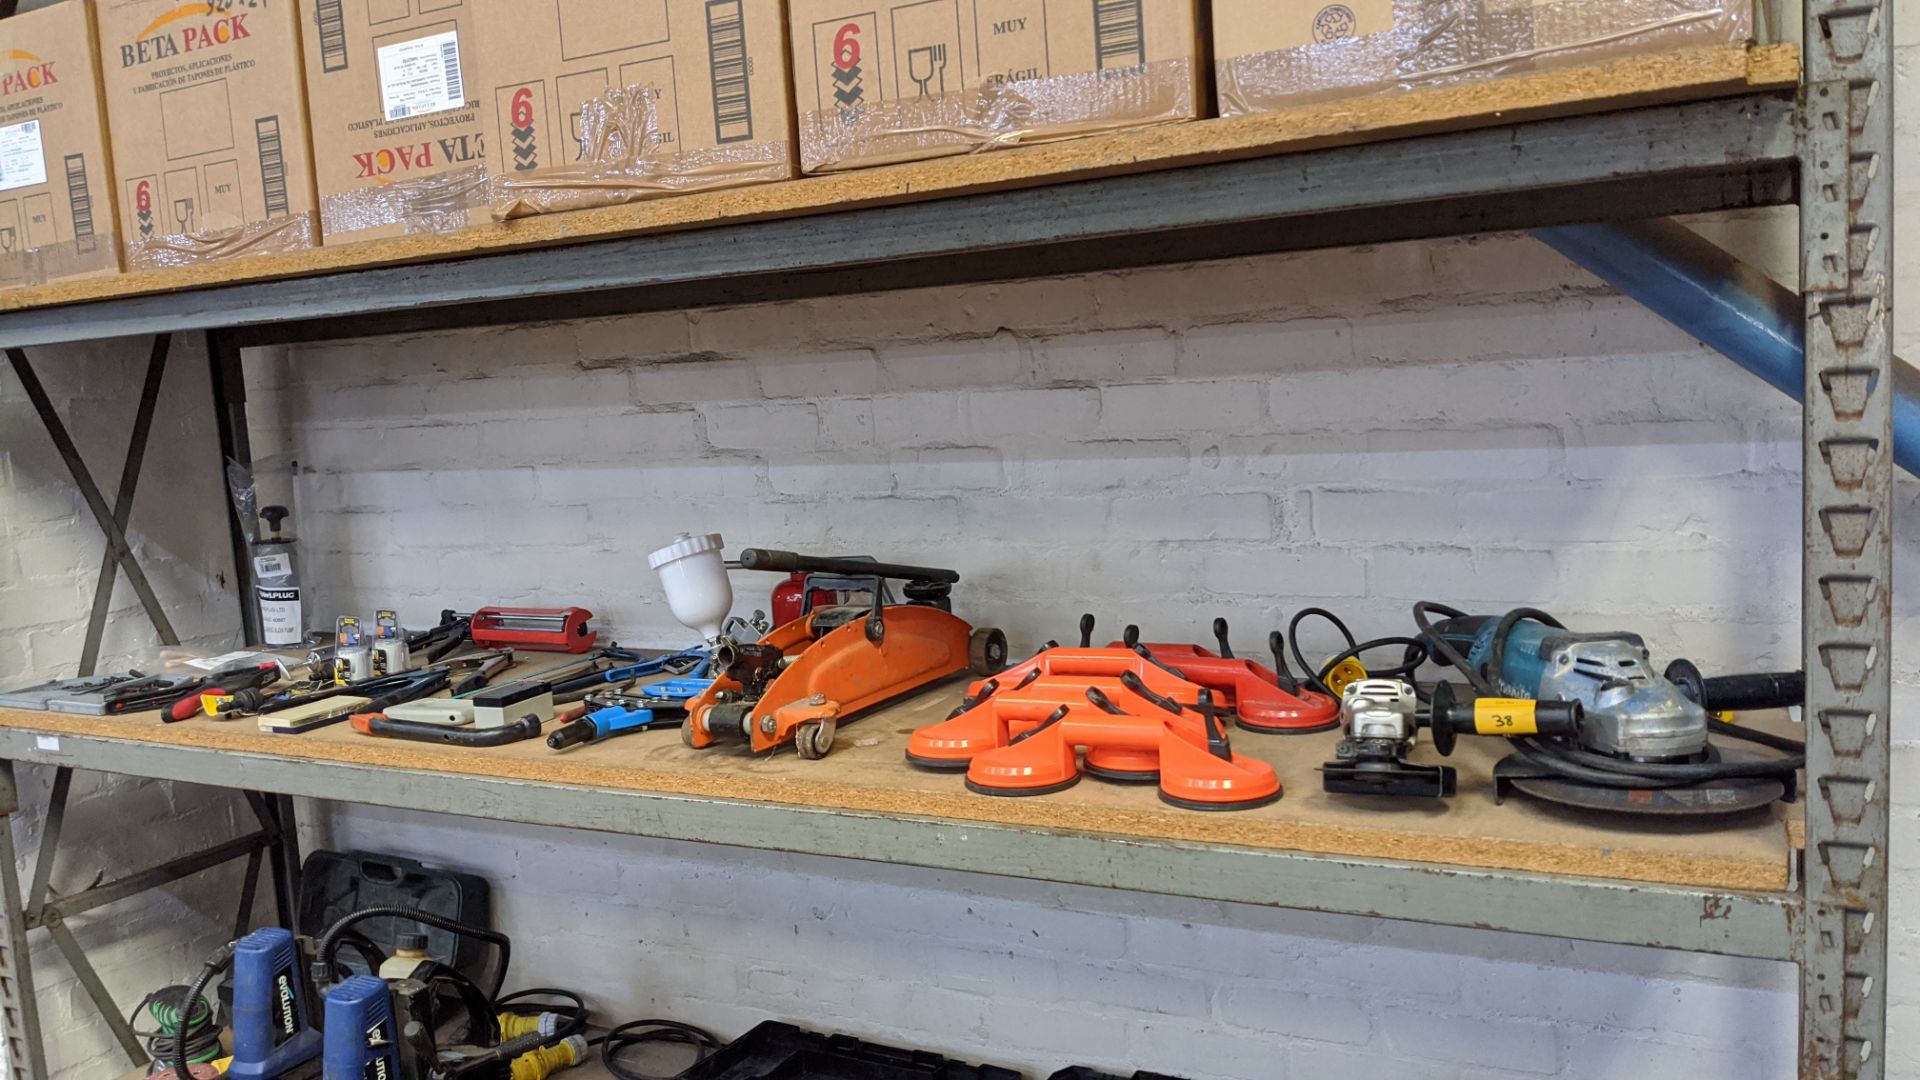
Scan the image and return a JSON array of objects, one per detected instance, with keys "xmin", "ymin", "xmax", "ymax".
[
  {"xmin": 905, "ymin": 648, "xmax": 1207, "ymax": 767},
  {"xmin": 963, "ymin": 704, "xmax": 1084, "ymax": 797},
  {"xmin": 1078, "ymin": 683, "xmax": 1164, "ymax": 783},
  {"xmin": 1125, "ymin": 682, "xmax": 1282, "ymax": 811},
  {"xmin": 959, "ymin": 682, "xmax": 1283, "ymax": 811}
]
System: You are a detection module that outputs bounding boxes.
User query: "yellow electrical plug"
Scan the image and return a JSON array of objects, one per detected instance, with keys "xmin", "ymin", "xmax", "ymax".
[
  {"xmin": 498, "ymin": 1012, "xmax": 556, "ymax": 1040},
  {"xmin": 1323, "ymin": 657, "xmax": 1369, "ymax": 695},
  {"xmin": 509, "ymin": 1035, "xmax": 587, "ymax": 1080}
]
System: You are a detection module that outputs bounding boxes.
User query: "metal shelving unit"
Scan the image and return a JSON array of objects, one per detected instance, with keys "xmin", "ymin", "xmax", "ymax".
[{"xmin": 0, "ymin": 20, "xmax": 1891, "ymax": 1079}]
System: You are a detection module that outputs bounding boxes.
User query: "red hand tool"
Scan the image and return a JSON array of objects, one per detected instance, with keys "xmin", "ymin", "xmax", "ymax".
[{"xmin": 469, "ymin": 607, "xmax": 598, "ymax": 653}]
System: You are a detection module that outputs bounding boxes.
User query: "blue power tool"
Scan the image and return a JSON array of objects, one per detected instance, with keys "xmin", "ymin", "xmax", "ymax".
[
  {"xmin": 228, "ymin": 927, "xmax": 323, "ymax": 1080},
  {"xmin": 1415, "ymin": 603, "xmax": 1803, "ymax": 817},
  {"xmin": 324, "ymin": 975, "xmax": 401, "ymax": 1080}
]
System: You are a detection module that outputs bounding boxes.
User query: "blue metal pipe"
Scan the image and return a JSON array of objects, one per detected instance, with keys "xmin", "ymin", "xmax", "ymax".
[{"xmin": 1531, "ymin": 219, "xmax": 1917, "ymax": 477}]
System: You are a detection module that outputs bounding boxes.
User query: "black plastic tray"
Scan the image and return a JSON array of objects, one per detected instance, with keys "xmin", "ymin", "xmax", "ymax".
[{"xmin": 679, "ymin": 1021, "xmax": 1022, "ymax": 1079}]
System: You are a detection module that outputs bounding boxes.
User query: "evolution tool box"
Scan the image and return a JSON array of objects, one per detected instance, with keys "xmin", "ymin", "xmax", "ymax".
[
  {"xmin": 94, "ymin": 0, "xmax": 319, "ymax": 267},
  {"xmin": 0, "ymin": 0, "xmax": 120, "ymax": 289}
]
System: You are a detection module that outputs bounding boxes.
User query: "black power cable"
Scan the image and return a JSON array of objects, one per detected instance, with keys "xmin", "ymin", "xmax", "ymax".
[
  {"xmin": 495, "ymin": 987, "xmax": 590, "ymax": 1040},
  {"xmin": 132, "ymin": 986, "xmax": 219, "ymax": 1075},
  {"xmin": 1286, "ymin": 608, "xmax": 1424, "ymax": 696},
  {"xmin": 594, "ymin": 1019, "xmax": 723, "ymax": 1080},
  {"xmin": 171, "ymin": 945, "xmax": 234, "ymax": 1080},
  {"xmin": 1411, "ymin": 601, "xmax": 1485, "ymax": 690},
  {"xmin": 312, "ymin": 906, "xmax": 512, "ymax": 1001}
]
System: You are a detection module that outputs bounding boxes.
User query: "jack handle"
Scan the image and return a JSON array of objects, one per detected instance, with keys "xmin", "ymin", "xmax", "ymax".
[{"xmin": 738, "ymin": 548, "xmax": 960, "ymax": 584}]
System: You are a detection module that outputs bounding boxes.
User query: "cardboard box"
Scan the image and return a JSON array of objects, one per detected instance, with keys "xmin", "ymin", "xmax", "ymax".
[
  {"xmin": 1213, "ymin": 0, "xmax": 1754, "ymax": 116},
  {"xmin": 298, "ymin": 0, "xmax": 490, "ymax": 244},
  {"xmin": 95, "ymin": 0, "xmax": 319, "ymax": 269},
  {"xmin": 786, "ymin": 0, "xmax": 1201, "ymax": 173},
  {"xmin": 477, "ymin": 0, "xmax": 795, "ymax": 220},
  {"xmin": 0, "ymin": 1, "xmax": 119, "ymax": 288}
]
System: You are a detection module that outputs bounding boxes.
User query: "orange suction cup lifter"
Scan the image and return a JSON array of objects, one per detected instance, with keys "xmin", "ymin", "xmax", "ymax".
[
  {"xmin": 1080, "ymin": 685, "xmax": 1160, "ymax": 781},
  {"xmin": 964, "ymin": 705, "xmax": 1081, "ymax": 797}
]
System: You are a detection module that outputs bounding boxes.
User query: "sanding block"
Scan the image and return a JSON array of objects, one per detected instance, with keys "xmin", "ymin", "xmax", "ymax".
[
  {"xmin": 260, "ymin": 695, "xmax": 370, "ymax": 734},
  {"xmin": 383, "ymin": 699, "xmax": 476, "ymax": 727},
  {"xmin": 470, "ymin": 682, "xmax": 554, "ymax": 729}
]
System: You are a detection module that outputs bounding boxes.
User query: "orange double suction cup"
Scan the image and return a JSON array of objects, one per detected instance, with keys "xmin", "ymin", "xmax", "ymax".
[{"xmin": 1092, "ymin": 615, "xmax": 1340, "ymax": 735}]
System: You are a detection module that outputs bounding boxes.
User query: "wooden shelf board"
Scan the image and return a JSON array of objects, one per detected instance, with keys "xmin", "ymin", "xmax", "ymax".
[
  {"xmin": 0, "ymin": 43, "xmax": 1797, "ymax": 317},
  {"xmin": 0, "ymin": 675, "xmax": 1795, "ymax": 892}
]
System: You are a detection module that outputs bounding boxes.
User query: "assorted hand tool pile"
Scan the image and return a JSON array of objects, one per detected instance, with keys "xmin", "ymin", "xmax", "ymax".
[{"xmin": 0, "ymin": 535, "xmax": 1810, "ymax": 824}]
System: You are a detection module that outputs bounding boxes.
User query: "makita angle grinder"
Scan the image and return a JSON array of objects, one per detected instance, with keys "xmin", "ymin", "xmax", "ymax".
[{"xmin": 1414, "ymin": 603, "xmax": 1806, "ymax": 817}]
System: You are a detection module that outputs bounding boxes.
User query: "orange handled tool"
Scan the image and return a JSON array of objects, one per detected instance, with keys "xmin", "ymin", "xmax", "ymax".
[{"xmin": 164, "ymin": 662, "xmax": 280, "ymax": 723}]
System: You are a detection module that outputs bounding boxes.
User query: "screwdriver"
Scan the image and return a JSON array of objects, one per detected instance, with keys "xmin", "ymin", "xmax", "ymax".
[{"xmin": 164, "ymin": 662, "xmax": 281, "ymax": 722}]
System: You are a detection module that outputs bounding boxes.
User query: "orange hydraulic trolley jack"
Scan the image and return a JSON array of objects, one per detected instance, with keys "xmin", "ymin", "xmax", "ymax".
[{"xmin": 680, "ymin": 548, "xmax": 1008, "ymax": 759}]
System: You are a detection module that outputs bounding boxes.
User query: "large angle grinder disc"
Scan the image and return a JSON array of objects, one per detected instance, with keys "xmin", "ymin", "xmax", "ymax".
[{"xmin": 1493, "ymin": 746, "xmax": 1787, "ymax": 818}]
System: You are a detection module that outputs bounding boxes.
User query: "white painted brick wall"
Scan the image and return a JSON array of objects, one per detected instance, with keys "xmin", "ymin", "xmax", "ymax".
[
  {"xmin": 244, "ymin": 208, "xmax": 1917, "ymax": 1078},
  {"xmin": 0, "ymin": 23, "xmax": 1910, "ymax": 1078},
  {"xmin": 313, "ymin": 806, "xmax": 1800, "ymax": 1080},
  {"xmin": 0, "ymin": 337, "xmax": 259, "ymax": 1080}
]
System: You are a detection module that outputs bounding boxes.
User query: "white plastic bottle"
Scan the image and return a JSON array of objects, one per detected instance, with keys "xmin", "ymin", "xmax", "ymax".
[{"xmin": 253, "ymin": 506, "xmax": 303, "ymax": 647}]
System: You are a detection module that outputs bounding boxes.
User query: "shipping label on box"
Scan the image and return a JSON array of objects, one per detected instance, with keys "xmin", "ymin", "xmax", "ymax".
[
  {"xmin": 95, "ymin": 0, "xmax": 319, "ymax": 269},
  {"xmin": 787, "ymin": 0, "xmax": 1200, "ymax": 173},
  {"xmin": 1212, "ymin": 0, "xmax": 1754, "ymax": 116},
  {"xmin": 477, "ymin": 0, "xmax": 795, "ymax": 221},
  {"xmin": 299, "ymin": 0, "xmax": 491, "ymax": 245},
  {"xmin": 0, "ymin": 1, "xmax": 120, "ymax": 288}
]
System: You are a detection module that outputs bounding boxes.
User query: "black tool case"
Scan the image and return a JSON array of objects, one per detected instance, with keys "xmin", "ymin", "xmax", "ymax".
[
  {"xmin": 679, "ymin": 1021, "xmax": 1023, "ymax": 1079},
  {"xmin": 297, "ymin": 849, "xmax": 492, "ymax": 978}
]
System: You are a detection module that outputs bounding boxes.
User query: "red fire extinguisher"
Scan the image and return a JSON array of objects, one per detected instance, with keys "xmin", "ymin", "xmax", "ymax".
[{"xmin": 770, "ymin": 569, "xmax": 882, "ymax": 626}]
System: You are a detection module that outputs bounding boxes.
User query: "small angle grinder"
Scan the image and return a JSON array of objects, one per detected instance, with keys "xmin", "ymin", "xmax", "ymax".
[
  {"xmin": 1415, "ymin": 603, "xmax": 1805, "ymax": 818},
  {"xmin": 1320, "ymin": 678, "xmax": 1583, "ymax": 798}
]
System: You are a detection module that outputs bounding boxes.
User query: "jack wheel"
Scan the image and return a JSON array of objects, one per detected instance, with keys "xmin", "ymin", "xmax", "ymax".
[
  {"xmin": 969, "ymin": 628, "xmax": 1009, "ymax": 675},
  {"xmin": 680, "ymin": 718, "xmax": 701, "ymax": 749},
  {"xmin": 796, "ymin": 718, "xmax": 836, "ymax": 760}
]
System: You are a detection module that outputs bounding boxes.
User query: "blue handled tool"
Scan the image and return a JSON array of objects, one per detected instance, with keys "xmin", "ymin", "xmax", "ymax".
[
  {"xmin": 636, "ymin": 677, "xmax": 713, "ymax": 701},
  {"xmin": 228, "ymin": 927, "xmax": 322, "ymax": 1080},
  {"xmin": 546, "ymin": 704, "xmax": 662, "ymax": 749},
  {"xmin": 550, "ymin": 650, "xmax": 709, "ymax": 696},
  {"xmin": 322, "ymin": 975, "xmax": 400, "ymax": 1080}
]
